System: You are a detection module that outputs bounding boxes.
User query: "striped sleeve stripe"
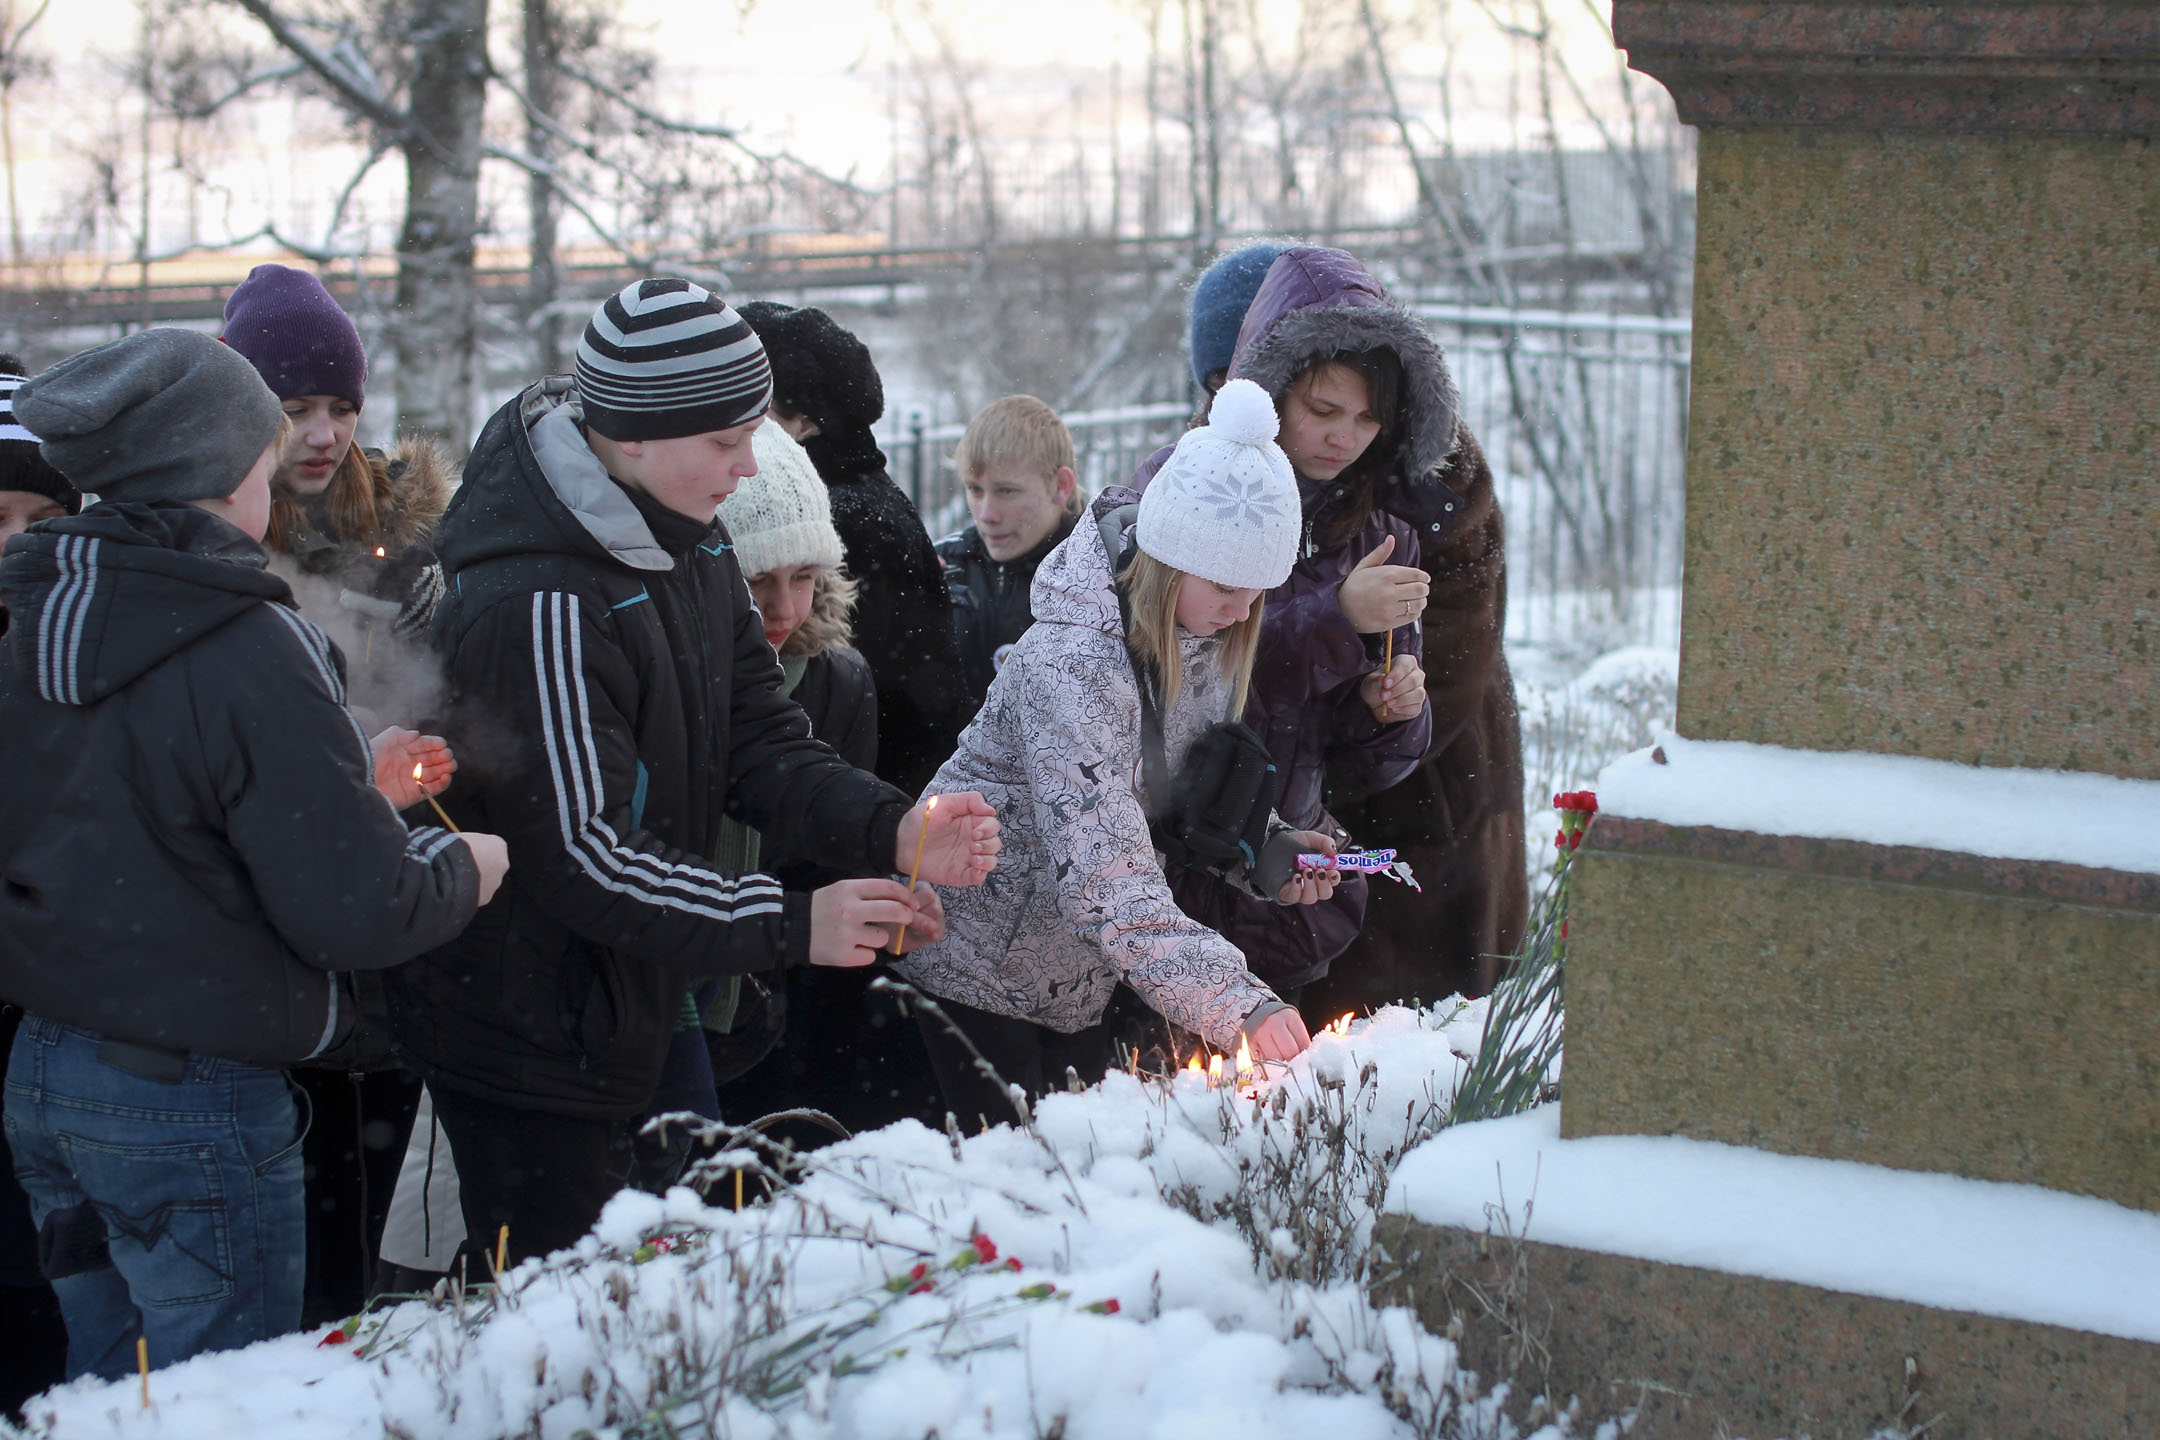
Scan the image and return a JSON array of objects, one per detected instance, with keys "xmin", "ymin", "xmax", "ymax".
[
  {"xmin": 530, "ymin": 591, "xmax": 784, "ymax": 922},
  {"xmin": 38, "ymin": 535, "xmax": 100, "ymax": 705},
  {"xmin": 405, "ymin": 827, "xmax": 462, "ymax": 864},
  {"xmin": 265, "ymin": 605, "xmax": 377, "ymax": 767}
]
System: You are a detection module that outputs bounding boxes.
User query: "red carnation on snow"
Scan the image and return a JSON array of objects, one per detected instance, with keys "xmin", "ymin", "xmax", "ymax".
[{"xmin": 972, "ymin": 1232, "xmax": 998, "ymax": 1263}]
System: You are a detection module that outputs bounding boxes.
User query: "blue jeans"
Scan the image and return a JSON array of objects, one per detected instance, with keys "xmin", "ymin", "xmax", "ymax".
[{"xmin": 3, "ymin": 1018, "xmax": 306, "ymax": 1381}]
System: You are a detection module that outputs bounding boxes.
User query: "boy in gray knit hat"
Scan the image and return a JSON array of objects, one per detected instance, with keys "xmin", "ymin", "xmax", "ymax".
[{"xmin": 0, "ymin": 328, "xmax": 506, "ymax": 1379}]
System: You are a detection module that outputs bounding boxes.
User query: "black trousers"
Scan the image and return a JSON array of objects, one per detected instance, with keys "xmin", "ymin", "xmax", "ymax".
[
  {"xmin": 914, "ymin": 996, "xmax": 1118, "ymax": 1132},
  {"xmin": 430, "ymin": 1089, "xmax": 684, "ymax": 1268}
]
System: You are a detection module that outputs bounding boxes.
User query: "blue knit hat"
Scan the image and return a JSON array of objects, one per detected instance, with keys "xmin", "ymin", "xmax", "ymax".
[{"xmin": 1188, "ymin": 241, "xmax": 1293, "ymax": 390}]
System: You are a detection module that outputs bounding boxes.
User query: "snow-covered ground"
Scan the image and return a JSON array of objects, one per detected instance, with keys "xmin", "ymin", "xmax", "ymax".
[
  {"xmin": 14, "ymin": 1006, "xmax": 1617, "ymax": 1440},
  {"xmin": 9, "ymin": 644, "xmax": 1675, "ymax": 1440}
]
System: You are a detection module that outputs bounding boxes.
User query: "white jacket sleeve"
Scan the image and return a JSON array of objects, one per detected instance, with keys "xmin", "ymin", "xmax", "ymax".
[{"xmin": 1016, "ymin": 647, "xmax": 1277, "ymax": 1050}]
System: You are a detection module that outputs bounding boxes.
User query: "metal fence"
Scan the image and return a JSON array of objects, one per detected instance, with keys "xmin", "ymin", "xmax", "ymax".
[{"xmin": 884, "ymin": 305, "xmax": 1690, "ymax": 653}]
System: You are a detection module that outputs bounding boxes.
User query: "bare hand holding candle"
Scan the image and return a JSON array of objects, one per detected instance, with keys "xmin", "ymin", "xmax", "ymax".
[
  {"xmin": 895, "ymin": 794, "xmax": 936, "ymax": 953},
  {"xmin": 887, "ymin": 791, "xmax": 1003, "ymax": 954}
]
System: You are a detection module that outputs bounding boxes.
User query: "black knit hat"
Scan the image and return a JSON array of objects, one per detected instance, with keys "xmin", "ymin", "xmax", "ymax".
[
  {"xmin": 575, "ymin": 278, "xmax": 773, "ymax": 442},
  {"xmin": 0, "ymin": 357, "xmax": 79, "ymax": 513},
  {"xmin": 735, "ymin": 302, "xmax": 884, "ymax": 437}
]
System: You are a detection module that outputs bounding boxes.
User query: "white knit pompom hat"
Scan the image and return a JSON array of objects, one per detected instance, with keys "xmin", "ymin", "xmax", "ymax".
[
  {"xmin": 726, "ymin": 423, "xmax": 847, "ymax": 579},
  {"xmin": 1136, "ymin": 377, "xmax": 1299, "ymax": 589}
]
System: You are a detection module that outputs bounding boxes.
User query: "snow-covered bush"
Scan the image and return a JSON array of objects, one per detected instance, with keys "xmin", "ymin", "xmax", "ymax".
[{"xmin": 11, "ymin": 1007, "xmax": 1617, "ymax": 1440}]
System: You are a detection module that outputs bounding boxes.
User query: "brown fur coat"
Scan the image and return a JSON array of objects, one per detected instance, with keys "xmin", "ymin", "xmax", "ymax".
[{"xmin": 1306, "ymin": 423, "xmax": 1530, "ymax": 1010}]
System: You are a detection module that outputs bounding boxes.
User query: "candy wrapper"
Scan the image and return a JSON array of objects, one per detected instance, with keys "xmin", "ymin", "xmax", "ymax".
[{"xmin": 1296, "ymin": 848, "xmax": 1421, "ymax": 891}]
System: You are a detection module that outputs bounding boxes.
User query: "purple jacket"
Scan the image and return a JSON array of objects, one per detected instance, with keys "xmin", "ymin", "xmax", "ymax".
[{"xmin": 1139, "ymin": 247, "xmax": 1463, "ymax": 990}]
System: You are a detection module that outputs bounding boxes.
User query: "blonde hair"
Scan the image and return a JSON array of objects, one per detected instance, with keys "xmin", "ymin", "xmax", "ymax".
[
  {"xmin": 955, "ymin": 395, "xmax": 1075, "ymax": 490},
  {"xmin": 1116, "ymin": 548, "xmax": 1265, "ymax": 717}
]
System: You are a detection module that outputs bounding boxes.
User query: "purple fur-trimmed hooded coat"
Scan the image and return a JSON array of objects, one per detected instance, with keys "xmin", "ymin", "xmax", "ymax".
[{"xmin": 1136, "ymin": 247, "xmax": 1454, "ymax": 991}]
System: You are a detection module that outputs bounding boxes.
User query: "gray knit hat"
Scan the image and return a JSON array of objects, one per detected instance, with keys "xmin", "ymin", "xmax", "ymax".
[{"xmin": 15, "ymin": 329, "xmax": 283, "ymax": 504}]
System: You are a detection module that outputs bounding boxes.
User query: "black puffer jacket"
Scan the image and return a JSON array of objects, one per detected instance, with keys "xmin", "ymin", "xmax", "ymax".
[
  {"xmin": 387, "ymin": 382, "xmax": 911, "ymax": 1120},
  {"xmin": 0, "ymin": 502, "xmax": 478, "ymax": 1064},
  {"xmin": 938, "ymin": 514, "xmax": 1077, "ymax": 719}
]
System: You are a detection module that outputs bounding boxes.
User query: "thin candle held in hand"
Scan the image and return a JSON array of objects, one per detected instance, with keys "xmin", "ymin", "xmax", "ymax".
[
  {"xmin": 896, "ymin": 795, "xmax": 936, "ymax": 953},
  {"xmin": 1380, "ymin": 627, "xmax": 1393, "ymax": 718},
  {"xmin": 415, "ymin": 763, "xmax": 460, "ymax": 833}
]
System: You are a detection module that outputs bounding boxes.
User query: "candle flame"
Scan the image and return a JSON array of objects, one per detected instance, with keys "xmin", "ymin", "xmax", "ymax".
[
  {"xmin": 1186, "ymin": 1054, "xmax": 1203, "ymax": 1074},
  {"xmin": 375, "ymin": 547, "xmax": 386, "ymax": 558},
  {"xmin": 1326, "ymin": 1013, "xmax": 1355, "ymax": 1038},
  {"xmin": 1235, "ymin": 1039, "xmax": 1252, "ymax": 1073},
  {"xmin": 1206, "ymin": 1054, "xmax": 1223, "ymax": 1084}
]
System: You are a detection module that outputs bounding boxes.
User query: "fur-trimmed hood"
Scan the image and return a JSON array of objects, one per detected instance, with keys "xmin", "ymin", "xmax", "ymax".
[
  {"xmin": 1226, "ymin": 247, "xmax": 1462, "ymax": 531},
  {"xmin": 367, "ymin": 433, "xmax": 455, "ymax": 551}
]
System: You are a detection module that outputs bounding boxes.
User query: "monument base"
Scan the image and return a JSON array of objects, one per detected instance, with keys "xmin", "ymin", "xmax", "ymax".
[
  {"xmin": 1371, "ymin": 1216, "xmax": 2160, "ymax": 1440},
  {"xmin": 1565, "ymin": 814, "xmax": 2160, "ymax": 1213}
]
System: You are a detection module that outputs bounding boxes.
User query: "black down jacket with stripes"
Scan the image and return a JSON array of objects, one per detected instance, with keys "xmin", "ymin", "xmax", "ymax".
[{"xmin": 385, "ymin": 380, "xmax": 910, "ymax": 1120}]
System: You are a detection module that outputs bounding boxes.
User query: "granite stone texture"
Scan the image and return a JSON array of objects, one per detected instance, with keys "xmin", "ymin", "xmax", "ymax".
[
  {"xmin": 1561, "ymin": 821, "xmax": 2160, "ymax": 1212},
  {"xmin": 1370, "ymin": 1215, "xmax": 2160, "ymax": 1440},
  {"xmin": 1612, "ymin": 1, "xmax": 2160, "ymax": 134},
  {"xmin": 1675, "ymin": 126, "xmax": 2159, "ymax": 779}
]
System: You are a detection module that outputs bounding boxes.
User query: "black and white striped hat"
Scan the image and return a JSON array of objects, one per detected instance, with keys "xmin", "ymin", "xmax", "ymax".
[
  {"xmin": 0, "ymin": 359, "xmax": 79, "ymax": 511},
  {"xmin": 575, "ymin": 278, "xmax": 773, "ymax": 442}
]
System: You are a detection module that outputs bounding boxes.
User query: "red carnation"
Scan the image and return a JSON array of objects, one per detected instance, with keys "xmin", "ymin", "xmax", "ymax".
[
  {"xmin": 1006, "ymin": 1256, "xmax": 1024, "ymax": 1271},
  {"xmin": 909, "ymin": 1262, "xmax": 928, "ymax": 1281},
  {"xmin": 910, "ymin": 1280, "xmax": 936, "ymax": 1294},
  {"xmin": 972, "ymin": 1233, "xmax": 998, "ymax": 1263},
  {"xmin": 317, "ymin": 1328, "xmax": 348, "ymax": 1348},
  {"xmin": 1103, "ymin": 1298, "xmax": 1121, "ymax": 1314}
]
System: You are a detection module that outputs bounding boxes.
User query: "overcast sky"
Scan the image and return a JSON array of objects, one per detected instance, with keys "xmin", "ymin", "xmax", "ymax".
[{"xmin": 12, "ymin": 1, "xmax": 1647, "ymax": 260}]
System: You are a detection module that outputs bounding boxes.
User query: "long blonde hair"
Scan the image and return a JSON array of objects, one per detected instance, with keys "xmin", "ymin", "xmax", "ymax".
[{"xmin": 1116, "ymin": 549, "xmax": 1265, "ymax": 716}]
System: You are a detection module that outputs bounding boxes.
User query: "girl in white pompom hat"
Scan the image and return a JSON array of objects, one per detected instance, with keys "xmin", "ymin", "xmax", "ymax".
[{"xmin": 893, "ymin": 379, "xmax": 1341, "ymax": 1128}]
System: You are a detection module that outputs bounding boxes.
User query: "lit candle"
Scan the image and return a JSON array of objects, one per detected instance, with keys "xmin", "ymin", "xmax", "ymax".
[
  {"xmin": 415, "ymin": 763, "xmax": 460, "ymax": 833},
  {"xmin": 895, "ymin": 795, "xmax": 936, "ymax": 953}
]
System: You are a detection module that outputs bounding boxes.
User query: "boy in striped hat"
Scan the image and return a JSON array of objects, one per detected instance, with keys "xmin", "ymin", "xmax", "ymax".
[{"xmin": 385, "ymin": 279, "xmax": 1000, "ymax": 1262}]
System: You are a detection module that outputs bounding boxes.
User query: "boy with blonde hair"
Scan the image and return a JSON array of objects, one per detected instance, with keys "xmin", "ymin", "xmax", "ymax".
[{"xmin": 939, "ymin": 395, "xmax": 1080, "ymax": 714}]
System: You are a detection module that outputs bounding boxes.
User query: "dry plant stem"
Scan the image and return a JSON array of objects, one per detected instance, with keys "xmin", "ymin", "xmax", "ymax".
[{"xmin": 868, "ymin": 977, "xmax": 1090, "ymax": 1216}]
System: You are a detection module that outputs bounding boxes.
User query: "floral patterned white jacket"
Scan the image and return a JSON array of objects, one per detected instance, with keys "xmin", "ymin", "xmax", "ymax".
[{"xmin": 894, "ymin": 490, "xmax": 1282, "ymax": 1051}]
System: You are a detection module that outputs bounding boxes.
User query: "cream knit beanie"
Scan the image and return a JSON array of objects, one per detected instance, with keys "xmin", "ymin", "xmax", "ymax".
[
  {"xmin": 726, "ymin": 424, "xmax": 846, "ymax": 579},
  {"xmin": 1136, "ymin": 377, "xmax": 1299, "ymax": 589}
]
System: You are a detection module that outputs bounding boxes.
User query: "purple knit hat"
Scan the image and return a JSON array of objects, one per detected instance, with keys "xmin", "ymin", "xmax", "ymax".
[{"xmin": 219, "ymin": 263, "xmax": 367, "ymax": 407}]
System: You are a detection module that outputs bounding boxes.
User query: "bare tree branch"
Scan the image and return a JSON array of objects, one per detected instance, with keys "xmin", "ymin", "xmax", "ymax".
[
  {"xmin": 218, "ymin": 0, "xmax": 454, "ymax": 163},
  {"xmin": 479, "ymin": 143, "xmax": 657, "ymax": 268},
  {"xmin": 549, "ymin": 53, "xmax": 877, "ymax": 198},
  {"xmin": 173, "ymin": 59, "xmax": 305, "ymax": 118},
  {"xmin": 319, "ymin": 137, "xmax": 388, "ymax": 251}
]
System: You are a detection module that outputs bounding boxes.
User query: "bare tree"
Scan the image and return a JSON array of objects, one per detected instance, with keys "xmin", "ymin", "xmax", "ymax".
[{"xmin": 0, "ymin": 0, "xmax": 49, "ymax": 264}]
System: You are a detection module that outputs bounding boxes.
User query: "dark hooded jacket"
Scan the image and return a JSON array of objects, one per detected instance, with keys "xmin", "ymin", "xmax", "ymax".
[
  {"xmin": 739, "ymin": 302, "xmax": 969, "ymax": 796},
  {"xmin": 0, "ymin": 502, "xmax": 479, "ymax": 1064},
  {"xmin": 385, "ymin": 380, "xmax": 911, "ymax": 1120},
  {"xmin": 1135, "ymin": 248, "xmax": 1447, "ymax": 991},
  {"xmin": 1310, "ymin": 421, "xmax": 1529, "ymax": 1007},
  {"xmin": 937, "ymin": 512, "xmax": 1078, "ymax": 718}
]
